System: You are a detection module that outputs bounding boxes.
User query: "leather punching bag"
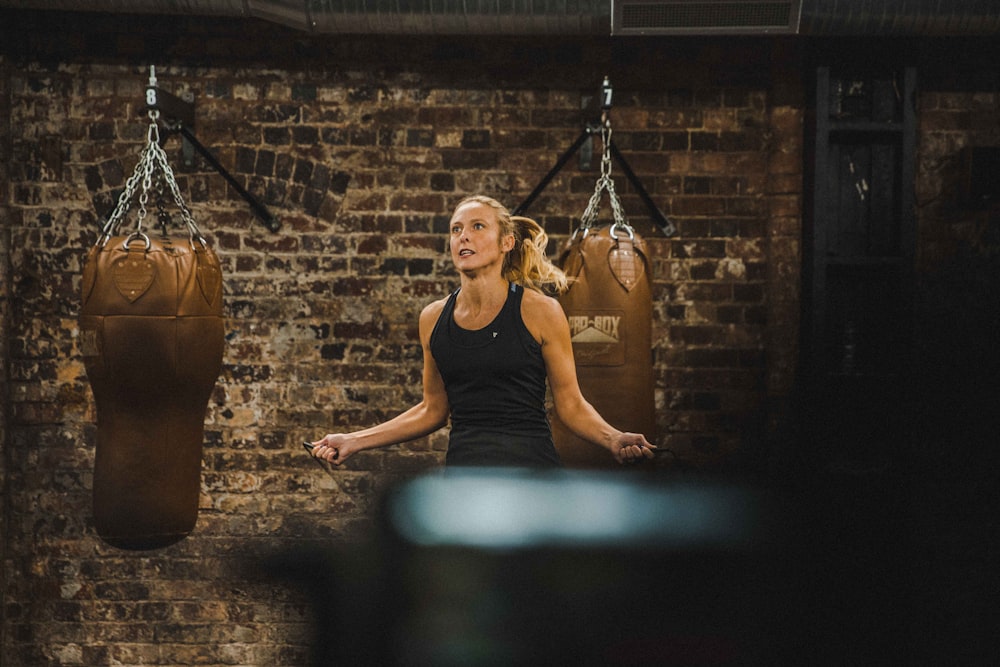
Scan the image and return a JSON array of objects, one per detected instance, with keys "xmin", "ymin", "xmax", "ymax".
[
  {"xmin": 80, "ymin": 232, "xmax": 224, "ymax": 549},
  {"xmin": 551, "ymin": 225, "xmax": 655, "ymax": 467}
]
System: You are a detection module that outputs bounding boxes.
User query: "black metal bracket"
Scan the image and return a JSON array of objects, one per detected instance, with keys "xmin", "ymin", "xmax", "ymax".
[
  {"xmin": 144, "ymin": 83, "xmax": 281, "ymax": 233},
  {"xmin": 513, "ymin": 77, "xmax": 676, "ymax": 238}
]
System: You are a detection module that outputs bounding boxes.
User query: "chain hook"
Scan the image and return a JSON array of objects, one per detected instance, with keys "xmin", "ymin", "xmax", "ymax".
[
  {"xmin": 99, "ymin": 65, "xmax": 205, "ymax": 249},
  {"xmin": 577, "ymin": 106, "xmax": 633, "ymax": 240}
]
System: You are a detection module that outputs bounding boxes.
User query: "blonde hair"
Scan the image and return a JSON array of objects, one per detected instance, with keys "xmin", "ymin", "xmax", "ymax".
[{"xmin": 454, "ymin": 195, "xmax": 568, "ymax": 295}]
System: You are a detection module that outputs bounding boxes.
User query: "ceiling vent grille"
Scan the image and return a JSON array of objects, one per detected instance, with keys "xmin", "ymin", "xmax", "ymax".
[{"xmin": 612, "ymin": 0, "xmax": 801, "ymax": 34}]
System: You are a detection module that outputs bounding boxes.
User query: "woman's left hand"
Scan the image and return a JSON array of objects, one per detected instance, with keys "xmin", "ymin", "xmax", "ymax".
[{"xmin": 612, "ymin": 432, "xmax": 656, "ymax": 464}]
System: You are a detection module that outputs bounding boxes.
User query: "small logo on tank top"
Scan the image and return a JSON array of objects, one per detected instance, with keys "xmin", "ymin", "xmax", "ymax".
[{"xmin": 492, "ymin": 332, "xmax": 498, "ymax": 338}]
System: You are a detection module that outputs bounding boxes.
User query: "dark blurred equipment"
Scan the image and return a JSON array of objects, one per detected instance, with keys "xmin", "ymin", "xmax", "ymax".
[{"xmin": 269, "ymin": 470, "xmax": 796, "ymax": 666}]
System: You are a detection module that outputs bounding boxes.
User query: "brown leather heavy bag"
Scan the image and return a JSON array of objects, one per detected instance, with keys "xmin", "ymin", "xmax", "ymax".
[
  {"xmin": 79, "ymin": 234, "xmax": 224, "ymax": 549},
  {"xmin": 552, "ymin": 225, "xmax": 656, "ymax": 467}
]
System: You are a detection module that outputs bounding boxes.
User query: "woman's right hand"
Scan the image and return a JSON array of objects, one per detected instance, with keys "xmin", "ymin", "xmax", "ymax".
[{"xmin": 309, "ymin": 433, "xmax": 355, "ymax": 466}]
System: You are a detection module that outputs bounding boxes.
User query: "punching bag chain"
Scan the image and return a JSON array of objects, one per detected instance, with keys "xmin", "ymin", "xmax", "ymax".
[
  {"xmin": 99, "ymin": 108, "xmax": 206, "ymax": 250},
  {"xmin": 578, "ymin": 121, "xmax": 634, "ymax": 242}
]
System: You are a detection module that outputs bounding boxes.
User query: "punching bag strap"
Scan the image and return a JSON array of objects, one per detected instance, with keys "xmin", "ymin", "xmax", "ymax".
[
  {"xmin": 608, "ymin": 227, "xmax": 643, "ymax": 293},
  {"xmin": 99, "ymin": 67, "xmax": 207, "ymax": 252}
]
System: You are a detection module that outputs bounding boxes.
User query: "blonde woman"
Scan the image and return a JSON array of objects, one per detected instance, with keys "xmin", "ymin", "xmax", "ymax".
[{"xmin": 310, "ymin": 195, "xmax": 654, "ymax": 467}]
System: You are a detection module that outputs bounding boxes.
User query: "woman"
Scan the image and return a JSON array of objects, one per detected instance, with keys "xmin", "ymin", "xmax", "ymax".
[{"xmin": 309, "ymin": 195, "xmax": 655, "ymax": 467}]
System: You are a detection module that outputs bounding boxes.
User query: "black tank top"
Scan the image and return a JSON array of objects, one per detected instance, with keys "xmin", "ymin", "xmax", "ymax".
[{"xmin": 430, "ymin": 283, "xmax": 561, "ymax": 467}]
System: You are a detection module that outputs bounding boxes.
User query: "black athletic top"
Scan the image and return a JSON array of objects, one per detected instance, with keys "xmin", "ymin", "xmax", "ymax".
[{"xmin": 430, "ymin": 282, "xmax": 562, "ymax": 467}]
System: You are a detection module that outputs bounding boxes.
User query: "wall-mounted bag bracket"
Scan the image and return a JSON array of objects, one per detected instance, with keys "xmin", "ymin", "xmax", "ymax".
[
  {"xmin": 514, "ymin": 76, "xmax": 676, "ymax": 238},
  {"xmin": 142, "ymin": 67, "xmax": 281, "ymax": 233}
]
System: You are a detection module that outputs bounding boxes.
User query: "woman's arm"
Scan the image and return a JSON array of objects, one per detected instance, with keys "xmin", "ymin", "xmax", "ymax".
[
  {"xmin": 522, "ymin": 290, "xmax": 655, "ymax": 464},
  {"xmin": 310, "ymin": 300, "xmax": 451, "ymax": 465}
]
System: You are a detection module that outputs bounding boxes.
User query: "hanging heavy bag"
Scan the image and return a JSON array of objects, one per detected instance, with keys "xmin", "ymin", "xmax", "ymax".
[
  {"xmin": 80, "ymin": 116, "xmax": 224, "ymax": 550},
  {"xmin": 551, "ymin": 225, "xmax": 655, "ymax": 467},
  {"xmin": 550, "ymin": 121, "xmax": 656, "ymax": 468}
]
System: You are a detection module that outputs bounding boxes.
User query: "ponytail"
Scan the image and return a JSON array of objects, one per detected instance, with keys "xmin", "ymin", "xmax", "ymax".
[
  {"xmin": 453, "ymin": 195, "xmax": 568, "ymax": 295},
  {"xmin": 506, "ymin": 215, "xmax": 568, "ymax": 296}
]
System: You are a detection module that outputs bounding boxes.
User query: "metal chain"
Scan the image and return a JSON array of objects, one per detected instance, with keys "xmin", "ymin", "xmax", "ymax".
[
  {"xmin": 152, "ymin": 134, "xmax": 205, "ymax": 245},
  {"xmin": 155, "ymin": 171, "xmax": 171, "ymax": 236},
  {"xmin": 135, "ymin": 119, "xmax": 157, "ymax": 233},
  {"xmin": 578, "ymin": 122, "xmax": 634, "ymax": 240},
  {"xmin": 99, "ymin": 146, "xmax": 145, "ymax": 242},
  {"xmin": 99, "ymin": 107, "xmax": 205, "ymax": 249}
]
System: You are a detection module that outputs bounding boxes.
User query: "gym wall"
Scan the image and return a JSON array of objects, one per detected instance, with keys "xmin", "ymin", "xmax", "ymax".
[{"xmin": 1, "ymin": 8, "xmax": 996, "ymax": 666}]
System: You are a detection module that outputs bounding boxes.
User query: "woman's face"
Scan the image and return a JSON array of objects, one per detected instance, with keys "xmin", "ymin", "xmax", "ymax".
[{"xmin": 449, "ymin": 201, "xmax": 514, "ymax": 275}]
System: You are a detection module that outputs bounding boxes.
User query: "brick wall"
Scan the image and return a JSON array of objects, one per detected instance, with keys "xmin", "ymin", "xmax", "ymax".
[
  {"xmin": 0, "ymin": 14, "xmax": 798, "ymax": 661},
  {"xmin": 3, "ymin": 9, "xmax": 998, "ymax": 663},
  {"xmin": 0, "ymin": 9, "xmax": 978, "ymax": 667},
  {"xmin": 0, "ymin": 6, "xmax": 997, "ymax": 667},
  {"xmin": 0, "ymin": 51, "xmax": 12, "ymax": 660}
]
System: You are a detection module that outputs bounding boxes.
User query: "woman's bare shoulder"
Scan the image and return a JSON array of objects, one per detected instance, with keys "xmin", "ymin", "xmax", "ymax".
[
  {"xmin": 521, "ymin": 286, "xmax": 564, "ymax": 315},
  {"xmin": 520, "ymin": 287, "xmax": 567, "ymax": 341},
  {"xmin": 419, "ymin": 295, "xmax": 450, "ymax": 329}
]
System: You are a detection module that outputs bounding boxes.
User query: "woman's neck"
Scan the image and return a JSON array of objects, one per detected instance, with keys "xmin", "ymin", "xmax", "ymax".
[
  {"xmin": 455, "ymin": 275, "xmax": 509, "ymax": 326},
  {"xmin": 460, "ymin": 272, "xmax": 508, "ymax": 300}
]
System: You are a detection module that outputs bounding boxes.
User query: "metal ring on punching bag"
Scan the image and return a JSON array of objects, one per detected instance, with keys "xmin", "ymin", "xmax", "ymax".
[{"xmin": 121, "ymin": 230, "xmax": 152, "ymax": 251}]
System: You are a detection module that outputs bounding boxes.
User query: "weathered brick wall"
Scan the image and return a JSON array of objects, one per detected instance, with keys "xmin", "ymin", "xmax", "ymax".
[
  {"xmin": 4, "ymin": 8, "xmax": 997, "ymax": 663},
  {"xmin": 0, "ymin": 10, "xmax": 805, "ymax": 666},
  {"xmin": 1, "ymin": 52, "xmax": 12, "ymax": 659}
]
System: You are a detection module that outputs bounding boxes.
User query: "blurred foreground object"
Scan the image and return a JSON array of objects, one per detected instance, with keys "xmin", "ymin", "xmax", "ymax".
[{"xmin": 270, "ymin": 469, "xmax": 798, "ymax": 666}]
